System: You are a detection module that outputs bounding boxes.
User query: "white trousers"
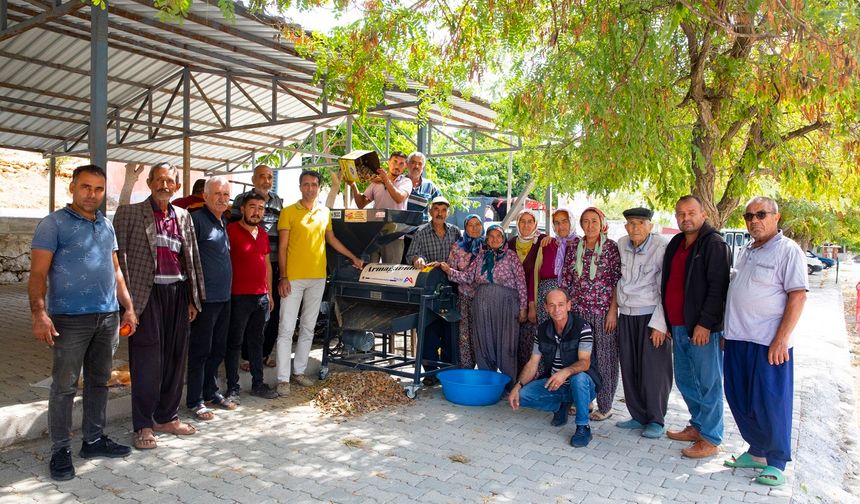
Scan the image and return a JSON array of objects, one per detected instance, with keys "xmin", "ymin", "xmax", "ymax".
[{"xmin": 276, "ymin": 278, "xmax": 325, "ymax": 382}]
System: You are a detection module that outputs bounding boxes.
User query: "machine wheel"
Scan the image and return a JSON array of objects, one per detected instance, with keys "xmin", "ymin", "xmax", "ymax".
[
  {"xmin": 405, "ymin": 386, "xmax": 418, "ymax": 399},
  {"xmin": 319, "ymin": 366, "xmax": 330, "ymax": 380}
]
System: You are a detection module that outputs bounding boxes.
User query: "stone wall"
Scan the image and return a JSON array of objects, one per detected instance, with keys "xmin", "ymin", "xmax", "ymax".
[{"xmin": 0, "ymin": 217, "xmax": 40, "ymax": 284}]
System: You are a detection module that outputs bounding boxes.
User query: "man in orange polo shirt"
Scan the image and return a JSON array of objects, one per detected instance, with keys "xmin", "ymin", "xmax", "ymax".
[{"xmin": 276, "ymin": 170, "xmax": 363, "ymax": 396}]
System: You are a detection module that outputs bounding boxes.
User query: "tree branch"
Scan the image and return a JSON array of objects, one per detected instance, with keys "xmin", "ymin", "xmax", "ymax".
[
  {"xmin": 720, "ymin": 106, "xmax": 757, "ymax": 147},
  {"xmin": 779, "ymin": 120, "xmax": 830, "ymax": 145}
]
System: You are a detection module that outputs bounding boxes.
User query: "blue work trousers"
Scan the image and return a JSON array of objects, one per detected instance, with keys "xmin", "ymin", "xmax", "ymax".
[{"xmin": 724, "ymin": 339, "xmax": 793, "ymax": 470}]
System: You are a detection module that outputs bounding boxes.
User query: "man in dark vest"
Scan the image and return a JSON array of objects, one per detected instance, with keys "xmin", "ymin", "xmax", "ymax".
[{"xmin": 509, "ymin": 288, "xmax": 601, "ymax": 448}]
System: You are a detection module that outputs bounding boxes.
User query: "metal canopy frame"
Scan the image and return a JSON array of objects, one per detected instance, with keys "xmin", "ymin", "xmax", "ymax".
[{"xmin": 0, "ymin": 0, "xmax": 520, "ymax": 191}]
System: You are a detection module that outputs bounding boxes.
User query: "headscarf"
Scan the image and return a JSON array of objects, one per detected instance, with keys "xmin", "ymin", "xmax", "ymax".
[
  {"xmin": 515, "ymin": 209, "xmax": 539, "ymax": 261},
  {"xmin": 551, "ymin": 208, "xmax": 577, "ymax": 283},
  {"xmin": 574, "ymin": 206, "xmax": 608, "ymax": 281},
  {"xmin": 455, "ymin": 214, "xmax": 484, "ymax": 257},
  {"xmin": 481, "ymin": 224, "xmax": 508, "ymax": 283}
]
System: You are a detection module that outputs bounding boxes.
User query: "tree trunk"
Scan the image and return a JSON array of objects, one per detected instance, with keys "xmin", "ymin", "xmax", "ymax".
[
  {"xmin": 690, "ymin": 122, "xmax": 728, "ymax": 229},
  {"xmin": 119, "ymin": 163, "xmax": 145, "ymax": 206}
]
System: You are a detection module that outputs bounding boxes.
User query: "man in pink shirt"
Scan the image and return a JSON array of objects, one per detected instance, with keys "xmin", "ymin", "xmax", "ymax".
[{"xmin": 346, "ymin": 151, "xmax": 411, "ymax": 263}]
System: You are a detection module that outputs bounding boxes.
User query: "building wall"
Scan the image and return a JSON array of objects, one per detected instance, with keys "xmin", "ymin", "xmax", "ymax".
[{"xmin": 0, "ymin": 217, "xmax": 39, "ymax": 284}]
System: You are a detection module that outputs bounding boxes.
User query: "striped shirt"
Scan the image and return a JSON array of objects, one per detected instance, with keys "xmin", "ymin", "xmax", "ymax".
[
  {"xmin": 532, "ymin": 321, "xmax": 593, "ymax": 375},
  {"xmin": 151, "ymin": 199, "xmax": 186, "ymax": 284}
]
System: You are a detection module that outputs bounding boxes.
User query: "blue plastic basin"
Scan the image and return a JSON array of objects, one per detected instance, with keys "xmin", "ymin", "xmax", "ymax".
[{"xmin": 436, "ymin": 369, "xmax": 511, "ymax": 406}]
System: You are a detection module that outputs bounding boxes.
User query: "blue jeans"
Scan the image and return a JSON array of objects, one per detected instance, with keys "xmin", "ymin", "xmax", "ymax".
[
  {"xmin": 49, "ymin": 312, "xmax": 119, "ymax": 454},
  {"xmin": 671, "ymin": 325, "xmax": 724, "ymax": 445},
  {"xmin": 519, "ymin": 373, "xmax": 596, "ymax": 426}
]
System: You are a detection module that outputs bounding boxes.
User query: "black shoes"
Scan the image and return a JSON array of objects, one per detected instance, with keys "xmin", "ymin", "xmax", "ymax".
[
  {"xmin": 570, "ymin": 425, "xmax": 592, "ymax": 447},
  {"xmin": 79, "ymin": 435, "xmax": 132, "ymax": 459},
  {"xmin": 551, "ymin": 402, "xmax": 571, "ymax": 427},
  {"xmin": 49, "ymin": 448, "xmax": 75, "ymax": 481},
  {"xmin": 250, "ymin": 383, "xmax": 279, "ymax": 399}
]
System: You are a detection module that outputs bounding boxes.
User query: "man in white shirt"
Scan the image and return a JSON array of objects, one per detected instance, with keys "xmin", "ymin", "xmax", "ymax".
[
  {"xmin": 614, "ymin": 207, "xmax": 673, "ymax": 439},
  {"xmin": 722, "ymin": 196, "xmax": 808, "ymax": 488}
]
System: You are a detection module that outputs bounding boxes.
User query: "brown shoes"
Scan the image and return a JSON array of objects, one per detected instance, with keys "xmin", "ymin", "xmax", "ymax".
[
  {"xmin": 666, "ymin": 425, "xmax": 702, "ymax": 442},
  {"xmin": 681, "ymin": 439, "xmax": 720, "ymax": 459}
]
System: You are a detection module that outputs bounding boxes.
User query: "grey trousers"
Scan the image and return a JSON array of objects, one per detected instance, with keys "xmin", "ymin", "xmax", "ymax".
[{"xmin": 49, "ymin": 312, "xmax": 119, "ymax": 454}]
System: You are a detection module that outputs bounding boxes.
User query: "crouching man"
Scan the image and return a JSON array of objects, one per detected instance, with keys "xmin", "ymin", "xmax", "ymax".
[{"xmin": 508, "ymin": 288, "xmax": 602, "ymax": 447}]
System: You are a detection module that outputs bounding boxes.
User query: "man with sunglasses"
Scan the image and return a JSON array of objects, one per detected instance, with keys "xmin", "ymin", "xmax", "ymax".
[{"xmin": 722, "ymin": 197, "xmax": 807, "ymax": 487}]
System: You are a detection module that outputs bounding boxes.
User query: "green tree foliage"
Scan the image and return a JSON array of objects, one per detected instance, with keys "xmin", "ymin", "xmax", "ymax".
[{"xmin": 278, "ymin": 0, "xmax": 859, "ymax": 228}]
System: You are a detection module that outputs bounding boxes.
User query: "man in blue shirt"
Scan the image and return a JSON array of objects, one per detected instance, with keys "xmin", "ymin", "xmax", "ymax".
[
  {"xmin": 187, "ymin": 177, "xmax": 235, "ymax": 419},
  {"xmin": 405, "ymin": 151, "xmax": 441, "ymax": 221},
  {"xmin": 30, "ymin": 165, "xmax": 137, "ymax": 481}
]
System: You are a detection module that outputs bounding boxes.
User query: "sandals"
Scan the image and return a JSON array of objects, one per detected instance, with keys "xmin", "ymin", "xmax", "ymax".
[
  {"xmin": 755, "ymin": 466, "xmax": 786, "ymax": 487},
  {"xmin": 133, "ymin": 429, "xmax": 157, "ymax": 450},
  {"xmin": 153, "ymin": 419, "xmax": 197, "ymax": 435},
  {"xmin": 589, "ymin": 411, "xmax": 613, "ymax": 421},
  {"xmin": 264, "ymin": 356, "xmax": 277, "ymax": 368},
  {"xmin": 724, "ymin": 452, "xmax": 767, "ymax": 469},
  {"xmin": 191, "ymin": 404, "xmax": 215, "ymax": 421},
  {"xmin": 206, "ymin": 395, "xmax": 238, "ymax": 411}
]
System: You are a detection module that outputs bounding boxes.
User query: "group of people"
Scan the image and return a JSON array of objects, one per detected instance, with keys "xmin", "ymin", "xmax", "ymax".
[
  {"xmin": 30, "ymin": 155, "xmax": 807, "ymax": 489},
  {"xmin": 414, "ymin": 193, "xmax": 806, "ymax": 487}
]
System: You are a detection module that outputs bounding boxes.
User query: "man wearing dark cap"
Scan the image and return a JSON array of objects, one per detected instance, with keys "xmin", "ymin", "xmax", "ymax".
[{"xmin": 614, "ymin": 207, "xmax": 673, "ymax": 439}]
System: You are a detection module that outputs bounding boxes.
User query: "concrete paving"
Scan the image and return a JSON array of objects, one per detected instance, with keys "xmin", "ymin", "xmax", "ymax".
[{"xmin": 1, "ymin": 266, "xmax": 859, "ymax": 503}]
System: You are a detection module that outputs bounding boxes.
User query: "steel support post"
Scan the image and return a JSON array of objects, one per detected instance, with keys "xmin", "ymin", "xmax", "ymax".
[
  {"xmin": 48, "ymin": 156, "xmax": 56, "ymax": 212},
  {"xmin": 1, "ymin": 0, "xmax": 7, "ymax": 31},
  {"xmin": 89, "ymin": 4, "xmax": 108, "ymax": 213},
  {"xmin": 384, "ymin": 117, "xmax": 391, "ymax": 159},
  {"xmin": 345, "ymin": 115, "xmax": 353, "ymax": 206},
  {"xmin": 182, "ymin": 67, "xmax": 191, "ymax": 196},
  {"xmin": 544, "ymin": 184, "xmax": 552, "ymax": 236},
  {"xmin": 417, "ymin": 123, "xmax": 427, "ymax": 153}
]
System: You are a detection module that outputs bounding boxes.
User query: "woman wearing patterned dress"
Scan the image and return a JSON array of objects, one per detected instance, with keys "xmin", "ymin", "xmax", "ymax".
[
  {"xmin": 534, "ymin": 208, "xmax": 577, "ymax": 325},
  {"xmin": 440, "ymin": 225, "xmax": 527, "ymax": 383},
  {"xmin": 446, "ymin": 214, "xmax": 484, "ymax": 369},
  {"xmin": 507, "ymin": 210, "xmax": 547, "ymax": 375},
  {"xmin": 561, "ymin": 207, "xmax": 622, "ymax": 421}
]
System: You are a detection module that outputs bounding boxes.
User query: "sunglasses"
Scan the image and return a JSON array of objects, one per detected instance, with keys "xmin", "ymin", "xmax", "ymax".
[{"xmin": 743, "ymin": 211, "xmax": 775, "ymax": 221}]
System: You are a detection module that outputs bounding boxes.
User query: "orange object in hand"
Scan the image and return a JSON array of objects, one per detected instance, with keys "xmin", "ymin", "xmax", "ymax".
[{"xmin": 119, "ymin": 324, "xmax": 132, "ymax": 337}]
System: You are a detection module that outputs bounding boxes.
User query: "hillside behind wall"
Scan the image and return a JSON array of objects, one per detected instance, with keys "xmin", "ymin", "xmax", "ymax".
[{"xmin": 0, "ymin": 151, "xmax": 73, "ymax": 284}]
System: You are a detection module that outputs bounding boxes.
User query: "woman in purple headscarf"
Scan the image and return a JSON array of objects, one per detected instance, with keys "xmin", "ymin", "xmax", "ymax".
[
  {"xmin": 446, "ymin": 214, "xmax": 484, "ymax": 369},
  {"xmin": 534, "ymin": 208, "xmax": 577, "ymax": 325},
  {"xmin": 440, "ymin": 225, "xmax": 527, "ymax": 383}
]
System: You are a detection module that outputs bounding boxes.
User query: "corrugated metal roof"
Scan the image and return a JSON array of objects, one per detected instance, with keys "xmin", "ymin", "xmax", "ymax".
[{"xmin": 0, "ymin": 0, "xmax": 503, "ymax": 172}]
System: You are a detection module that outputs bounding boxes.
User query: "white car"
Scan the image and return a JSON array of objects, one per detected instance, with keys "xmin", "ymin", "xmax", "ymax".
[{"xmin": 805, "ymin": 252, "xmax": 824, "ymax": 275}]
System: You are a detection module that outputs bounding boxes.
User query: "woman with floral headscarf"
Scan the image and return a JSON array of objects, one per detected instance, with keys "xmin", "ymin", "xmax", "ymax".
[
  {"xmin": 440, "ymin": 225, "xmax": 527, "ymax": 383},
  {"xmin": 508, "ymin": 210, "xmax": 548, "ymax": 375},
  {"xmin": 561, "ymin": 207, "xmax": 622, "ymax": 421},
  {"xmin": 534, "ymin": 208, "xmax": 577, "ymax": 325},
  {"xmin": 446, "ymin": 214, "xmax": 484, "ymax": 369}
]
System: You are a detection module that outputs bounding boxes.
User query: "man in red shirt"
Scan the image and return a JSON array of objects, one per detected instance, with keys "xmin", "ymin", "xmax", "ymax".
[
  {"xmin": 172, "ymin": 179, "xmax": 206, "ymax": 212},
  {"xmin": 226, "ymin": 193, "xmax": 278, "ymax": 399},
  {"xmin": 660, "ymin": 195, "xmax": 730, "ymax": 459}
]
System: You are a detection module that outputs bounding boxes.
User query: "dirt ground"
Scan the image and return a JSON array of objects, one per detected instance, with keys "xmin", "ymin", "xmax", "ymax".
[{"xmin": 839, "ymin": 262, "xmax": 860, "ymax": 430}]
